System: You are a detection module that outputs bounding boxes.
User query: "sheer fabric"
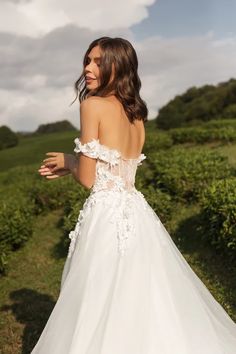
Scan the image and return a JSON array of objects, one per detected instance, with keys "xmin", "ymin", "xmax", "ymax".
[
  {"xmin": 69, "ymin": 138, "xmax": 148, "ymax": 257},
  {"xmin": 74, "ymin": 137, "xmax": 146, "ymax": 192},
  {"xmin": 31, "ymin": 138, "xmax": 236, "ymax": 354}
]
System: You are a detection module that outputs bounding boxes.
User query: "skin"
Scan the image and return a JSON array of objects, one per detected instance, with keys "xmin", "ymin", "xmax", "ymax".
[
  {"xmin": 38, "ymin": 45, "xmax": 142, "ymax": 189},
  {"xmin": 38, "ymin": 45, "xmax": 110, "ymax": 187}
]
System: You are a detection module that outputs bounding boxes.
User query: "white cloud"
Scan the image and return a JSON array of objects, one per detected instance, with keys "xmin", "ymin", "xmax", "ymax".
[
  {"xmin": 0, "ymin": 0, "xmax": 156, "ymax": 37},
  {"xmin": 134, "ymin": 32, "xmax": 236, "ymax": 118},
  {"xmin": 0, "ymin": 86, "xmax": 80, "ymax": 132},
  {"xmin": 0, "ymin": 22, "xmax": 235, "ymax": 131}
]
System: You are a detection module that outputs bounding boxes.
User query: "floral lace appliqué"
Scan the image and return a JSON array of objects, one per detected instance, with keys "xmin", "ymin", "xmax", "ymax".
[{"xmin": 67, "ymin": 137, "xmax": 148, "ymax": 258}]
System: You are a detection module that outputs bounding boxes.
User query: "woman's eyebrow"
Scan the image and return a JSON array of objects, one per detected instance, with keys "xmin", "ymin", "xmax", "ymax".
[{"xmin": 88, "ymin": 56, "xmax": 101, "ymax": 60}]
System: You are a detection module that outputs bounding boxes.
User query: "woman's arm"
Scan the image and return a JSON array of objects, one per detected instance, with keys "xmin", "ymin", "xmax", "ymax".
[{"xmin": 39, "ymin": 97, "xmax": 101, "ymax": 190}]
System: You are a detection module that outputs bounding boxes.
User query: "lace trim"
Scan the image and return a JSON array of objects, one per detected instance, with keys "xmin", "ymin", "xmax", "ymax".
[{"xmin": 74, "ymin": 137, "xmax": 146, "ymax": 165}]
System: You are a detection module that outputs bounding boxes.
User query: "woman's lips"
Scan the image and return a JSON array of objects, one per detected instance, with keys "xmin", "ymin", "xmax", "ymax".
[{"xmin": 86, "ymin": 77, "xmax": 96, "ymax": 82}]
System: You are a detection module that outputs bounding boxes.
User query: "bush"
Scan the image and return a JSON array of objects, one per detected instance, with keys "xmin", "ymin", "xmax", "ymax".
[
  {"xmin": 143, "ymin": 131, "xmax": 173, "ymax": 153},
  {"xmin": 0, "ymin": 125, "xmax": 18, "ymax": 150},
  {"xmin": 203, "ymin": 118, "xmax": 236, "ymax": 129},
  {"xmin": 60, "ymin": 189, "xmax": 89, "ymax": 246},
  {"xmin": 28, "ymin": 176, "xmax": 86, "ymax": 215},
  {"xmin": 0, "ymin": 165, "xmax": 89, "ymax": 273},
  {"xmin": 198, "ymin": 178, "xmax": 236, "ymax": 259},
  {"xmin": 0, "ymin": 194, "xmax": 35, "ymax": 273},
  {"xmin": 34, "ymin": 120, "xmax": 77, "ymax": 135},
  {"xmin": 141, "ymin": 185, "xmax": 175, "ymax": 223},
  {"xmin": 149, "ymin": 147, "xmax": 234, "ymax": 202},
  {"xmin": 169, "ymin": 126, "xmax": 236, "ymax": 144},
  {"xmin": 156, "ymin": 78, "xmax": 236, "ymax": 129}
]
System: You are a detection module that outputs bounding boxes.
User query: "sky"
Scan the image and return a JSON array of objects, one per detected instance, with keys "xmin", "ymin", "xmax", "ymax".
[{"xmin": 0, "ymin": 0, "xmax": 235, "ymax": 132}]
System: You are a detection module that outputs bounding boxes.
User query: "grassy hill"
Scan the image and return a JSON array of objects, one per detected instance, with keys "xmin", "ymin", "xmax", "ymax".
[
  {"xmin": 0, "ymin": 130, "xmax": 79, "ymax": 172},
  {"xmin": 0, "ymin": 119, "xmax": 236, "ymax": 352},
  {"xmin": 156, "ymin": 77, "xmax": 236, "ymax": 129}
]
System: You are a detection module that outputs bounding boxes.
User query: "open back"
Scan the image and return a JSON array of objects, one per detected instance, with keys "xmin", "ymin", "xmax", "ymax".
[{"xmin": 74, "ymin": 137, "xmax": 146, "ymax": 193}]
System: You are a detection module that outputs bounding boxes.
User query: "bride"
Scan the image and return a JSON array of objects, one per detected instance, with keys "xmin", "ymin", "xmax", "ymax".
[{"xmin": 34, "ymin": 36, "xmax": 236, "ymax": 353}]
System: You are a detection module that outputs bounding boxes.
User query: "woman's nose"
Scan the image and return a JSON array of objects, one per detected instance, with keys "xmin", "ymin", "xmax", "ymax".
[{"xmin": 85, "ymin": 62, "xmax": 92, "ymax": 72}]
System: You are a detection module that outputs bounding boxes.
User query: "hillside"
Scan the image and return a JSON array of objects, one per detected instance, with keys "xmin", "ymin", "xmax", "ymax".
[
  {"xmin": 156, "ymin": 77, "xmax": 236, "ymax": 129},
  {"xmin": 0, "ymin": 122, "xmax": 236, "ymax": 352},
  {"xmin": 34, "ymin": 120, "xmax": 77, "ymax": 135}
]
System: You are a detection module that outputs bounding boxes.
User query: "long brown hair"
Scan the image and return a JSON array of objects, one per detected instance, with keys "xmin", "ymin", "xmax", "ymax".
[{"xmin": 71, "ymin": 37, "xmax": 148, "ymax": 124}]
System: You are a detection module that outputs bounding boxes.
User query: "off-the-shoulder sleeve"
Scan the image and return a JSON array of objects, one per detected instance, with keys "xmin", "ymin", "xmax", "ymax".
[
  {"xmin": 74, "ymin": 138, "xmax": 100, "ymax": 159},
  {"xmin": 137, "ymin": 153, "xmax": 147, "ymax": 166}
]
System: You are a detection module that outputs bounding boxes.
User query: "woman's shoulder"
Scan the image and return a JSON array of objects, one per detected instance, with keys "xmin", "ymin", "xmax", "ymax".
[
  {"xmin": 80, "ymin": 96, "xmax": 111, "ymax": 108},
  {"xmin": 80, "ymin": 96, "xmax": 113, "ymax": 118}
]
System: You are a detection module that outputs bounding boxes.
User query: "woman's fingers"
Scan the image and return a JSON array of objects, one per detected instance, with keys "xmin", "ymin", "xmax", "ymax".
[
  {"xmin": 45, "ymin": 152, "xmax": 59, "ymax": 156},
  {"xmin": 43, "ymin": 157, "xmax": 56, "ymax": 164},
  {"xmin": 46, "ymin": 174, "xmax": 59, "ymax": 179},
  {"xmin": 40, "ymin": 170, "xmax": 54, "ymax": 176},
  {"xmin": 38, "ymin": 164, "xmax": 55, "ymax": 176},
  {"xmin": 38, "ymin": 168, "xmax": 53, "ymax": 176}
]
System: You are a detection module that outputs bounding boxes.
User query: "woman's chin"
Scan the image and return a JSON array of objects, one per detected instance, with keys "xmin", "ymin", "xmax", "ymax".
[{"xmin": 86, "ymin": 83, "xmax": 98, "ymax": 90}]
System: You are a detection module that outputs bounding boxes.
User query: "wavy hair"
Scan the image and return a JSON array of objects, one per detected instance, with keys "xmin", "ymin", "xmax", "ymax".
[{"xmin": 71, "ymin": 36, "xmax": 148, "ymax": 124}]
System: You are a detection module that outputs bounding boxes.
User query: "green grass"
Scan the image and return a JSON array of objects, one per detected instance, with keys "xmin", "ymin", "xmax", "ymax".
[
  {"xmin": 0, "ymin": 125, "xmax": 236, "ymax": 353},
  {"xmin": 0, "ymin": 209, "xmax": 66, "ymax": 354},
  {"xmin": 0, "ymin": 204, "xmax": 235, "ymax": 354},
  {"xmin": 166, "ymin": 202, "xmax": 236, "ymax": 322},
  {"xmin": 0, "ymin": 131, "xmax": 79, "ymax": 172}
]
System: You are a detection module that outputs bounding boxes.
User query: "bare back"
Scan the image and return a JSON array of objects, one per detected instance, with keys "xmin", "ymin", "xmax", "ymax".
[{"xmin": 98, "ymin": 96, "xmax": 145, "ymax": 159}]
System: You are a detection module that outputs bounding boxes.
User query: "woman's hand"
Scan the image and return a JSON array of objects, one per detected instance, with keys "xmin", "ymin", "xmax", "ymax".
[
  {"xmin": 43, "ymin": 152, "xmax": 71, "ymax": 170},
  {"xmin": 38, "ymin": 152, "xmax": 76, "ymax": 179},
  {"xmin": 38, "ymin": 164, "xmax": 71, "ymax": 179}
]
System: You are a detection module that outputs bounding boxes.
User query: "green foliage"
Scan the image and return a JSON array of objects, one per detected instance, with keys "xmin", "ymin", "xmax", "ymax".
[
  {"xmin": 143, "ymin": 130, "xmax": 173, "ymax": 152},
  {"xmin": 0, "ymin": 164, "xmax": 88, "ymax": 273},
  {"xmin": 0, "ymin": 130, "xmax": 76, "ymax": 172},
  {"xmin": 141, "ymin": 185, "xmax": 175, "ymax": 223},
  {"xmin": 34, "ymin": 120, "xmax": 77, "ymax": 135},
  {"xmin": 135, "ymin": 153, "xmax": 176, "ymax": 223},
  {"xmin": 199, "ymin": 178, "xmax": 236, "ymax": 259},
  {"xmin": 202, "ymin": 118, "xmax": 236, "ymax": 129},
  {"xmin": 149, "ymin": 147, "xmax": 234, "ymax": 202},
  {"xmin": 0, "ymin": 194, "xmax": 35, "ymax": 273},
  {"xmin": 29, "ymin": 176, "xmax": 89, "ymax": 215},
  {"xmin": 60, "ymin": 189, "xmax": 89, "ymax": 249},
  {"xmin": 0, "ymin": 124, "xmax": 236, "ymax": 274},
  {"xmin": 0, "ymin": 125, "xmax": 18, "ymax": 150},
  {"xmin": 169, "ymin": 126, "xmax": 236, "ymax": 144},
  {"xmin": 156, "ymin": 78, "xmax": 236, "ymax": 129}
]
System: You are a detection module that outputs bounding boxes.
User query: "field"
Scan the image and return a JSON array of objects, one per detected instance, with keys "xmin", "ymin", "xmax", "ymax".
[{"xmin": 0, "ymin": 120, "xmax": 236, "ymax": 353}]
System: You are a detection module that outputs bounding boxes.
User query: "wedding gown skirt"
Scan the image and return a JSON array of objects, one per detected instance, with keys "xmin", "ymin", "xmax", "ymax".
[{"xmin": 31, "ymin": 138, "xmax": 236, "ymax": 354}]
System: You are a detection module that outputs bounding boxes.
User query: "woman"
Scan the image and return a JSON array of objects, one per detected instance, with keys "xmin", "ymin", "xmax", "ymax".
[{"xmin": 33, "ymin": 37, "xmax": 236, "ymax": 353}]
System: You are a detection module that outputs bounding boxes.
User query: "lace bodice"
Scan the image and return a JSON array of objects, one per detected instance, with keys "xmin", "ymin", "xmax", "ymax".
[
  {"xmin": 67, "ymin": 137, "xmax": 152, "ymax": 259},
  {"xmin": 74, "ymin": 137, "xmax": 146, "ymax": 193}
]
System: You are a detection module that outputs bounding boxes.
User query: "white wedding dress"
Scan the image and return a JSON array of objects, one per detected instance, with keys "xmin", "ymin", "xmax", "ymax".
[{"xmin": 31, "ymin": 137, "xmax": 236, "ymax": 354}]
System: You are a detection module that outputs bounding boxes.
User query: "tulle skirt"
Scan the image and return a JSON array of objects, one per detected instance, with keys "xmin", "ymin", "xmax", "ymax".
[{"xmin": 31, "ymin": 190, "xmax": 236, "ymax": 354}]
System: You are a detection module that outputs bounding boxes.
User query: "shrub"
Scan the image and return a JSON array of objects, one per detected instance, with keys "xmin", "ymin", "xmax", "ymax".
[
  {"xmin": 203, "ymin": 118, "xmax": 236, "ymax": 129},
  {"xmin": 144, "ymin": 131, "xmax": 173, "ymax": 153},
  {"xmin": 149, "ymin": 147, "xmax": 234, "ymax": 202},
  {"xmin": 198, "ymin": 178, "xmax": 236, "ymax": 259},
  {"xmin": 169, "ymin": 126, "xmax": 236, "ymax": 144},
  {"xmin": 34, "ymin": 120, "xmax": 77, "ymax": 135},
  {"xmin": 61, "ymin": 189, "xmax": 90, "ymax": 234},
  {"xmin": 156, "ymin": 78, "xmax": 236, "ymax": 129},
  {"xmin": 0, "ymin": 194, "xmax": 35, "ymax": 273},
  {"xmin": 141, "ymin": 185, "xmax": 175, "ymax": 223},
  {"xmin": 0, "ymin": 125, "xmax": 18, "ymax": 150},
  {"xmin": 29, "ymin": 176, "xmax": 85, "ymax": 215},
  {"xmin": 0, "ymin": 165, "xmax": 89, "ymax": 273}
]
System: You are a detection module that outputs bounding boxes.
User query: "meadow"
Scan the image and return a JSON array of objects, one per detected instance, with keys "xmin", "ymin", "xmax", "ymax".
[{"xmin": 0, "ymin": 118, "xmax": 236, "ymax": 353}]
